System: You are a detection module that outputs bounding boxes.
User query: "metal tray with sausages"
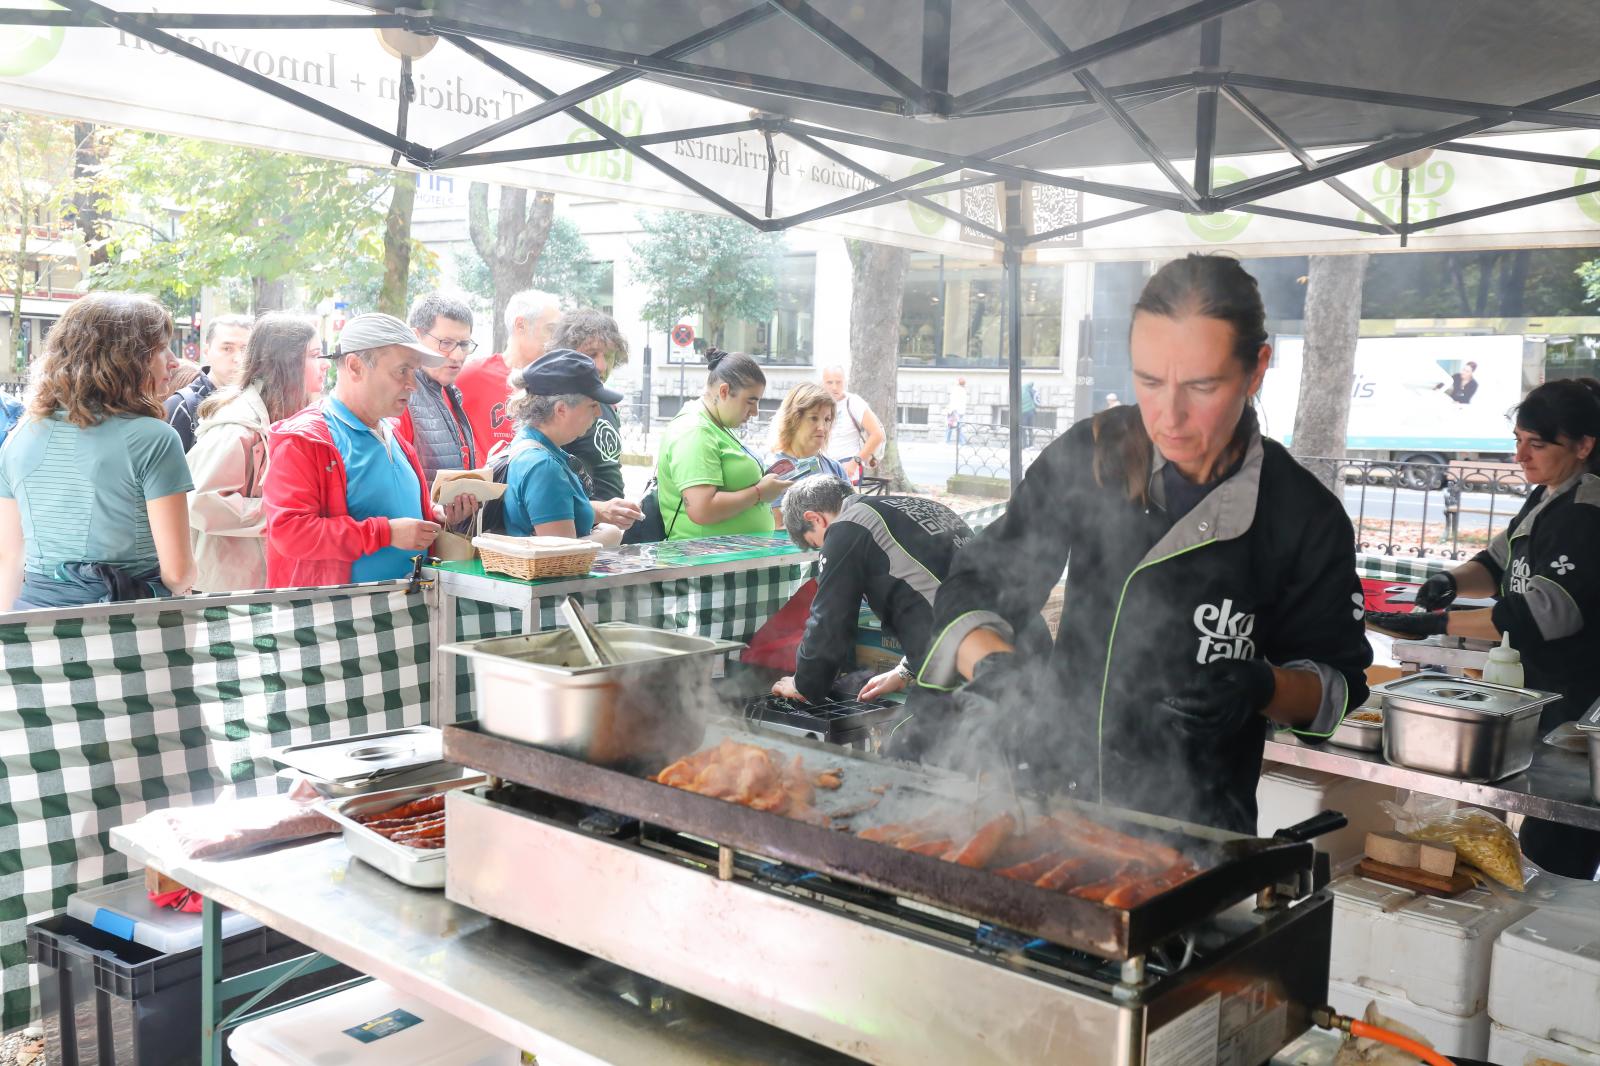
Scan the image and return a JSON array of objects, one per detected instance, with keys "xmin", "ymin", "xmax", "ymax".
[{"xmin": 321, "ymin": 775, "xmax": 485, "ymax": 888}]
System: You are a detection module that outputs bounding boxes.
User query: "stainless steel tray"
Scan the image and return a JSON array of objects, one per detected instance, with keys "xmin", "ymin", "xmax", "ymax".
[
  {"xmin": 1578, "ymin": 699, "xmax": 1600, "ymax": 803},
  {"xmin": 271, "ymin": 726, "xmax": 458, "ymax": 796},
  {"xmin": 322, "ymin": 776, "xmax": 485, "ymax": 888},
  {"xmin": 440, "ymin": 623, "xmax": 745, "ymax": 765},
  {"xmin": 1375, "ymin": 673, "xmax": 1561, "ymax": 782},
  {"xmin": 1328, "ymin": 705, "xmax": 1383, "ymax": 752}
]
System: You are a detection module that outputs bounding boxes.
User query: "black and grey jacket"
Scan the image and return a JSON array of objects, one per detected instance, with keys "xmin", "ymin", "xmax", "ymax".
[
  {"xmin": 564, "ymin": 402, "xmax": 625, "ymax": 501},
  {"xmin": 405, "ymin": 370, "xmax": 476, "ymax": 486},
  {"xmin": 924, "ymin": 407, "xmax": 1372, "ymax": 834},
  {"xmin": 794, "ymin": 495, "xmax": 974, "ymax": 705},
  {"xmin": 1471, "ymin": 472, "xmax": 1600, "ymax": 728}
]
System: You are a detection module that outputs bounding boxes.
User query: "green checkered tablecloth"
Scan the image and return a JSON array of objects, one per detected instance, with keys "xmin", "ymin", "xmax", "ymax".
[
  {"xmin": 0, "ymin": 585, "xmax": 431, "ymax": 1031},
  {"xmin": 1354, "ymin": 552, "xmax": 1450, "ymax": 583}
]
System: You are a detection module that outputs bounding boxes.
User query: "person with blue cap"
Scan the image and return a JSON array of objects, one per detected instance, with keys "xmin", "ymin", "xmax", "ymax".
[{"xmin": 502, "ymin": 350, "xmax": 627, "ymax": 544}]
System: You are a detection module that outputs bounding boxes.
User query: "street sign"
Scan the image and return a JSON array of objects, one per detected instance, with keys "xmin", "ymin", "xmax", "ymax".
[{"xmin": 671, "ymin": 323, "xmax": 694, "ymax": 347}]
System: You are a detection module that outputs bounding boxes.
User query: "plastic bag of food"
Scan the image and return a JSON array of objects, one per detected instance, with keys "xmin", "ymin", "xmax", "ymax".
[
  {"xmin": 1382, "ymin": 795, "xmax": 1526, "ymax": 891},
  {"xmin": 136, "ymin": 778, "xmax": 336, "ymax": 860}
]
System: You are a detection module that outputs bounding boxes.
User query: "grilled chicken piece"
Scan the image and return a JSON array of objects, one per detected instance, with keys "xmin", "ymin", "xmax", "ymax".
[
  {"xmin": 814, "ymin": 769, "xmax": 843, "ymax": 790},
  {"xmin": 942, "ymin": 813, "xmax": 1017, "ymax": 867}
]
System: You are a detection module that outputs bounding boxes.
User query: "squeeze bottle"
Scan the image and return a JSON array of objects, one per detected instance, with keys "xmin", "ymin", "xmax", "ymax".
[{"xmin": 1481, "ymin": 632, "xmax": 1523, "ymax": 688}]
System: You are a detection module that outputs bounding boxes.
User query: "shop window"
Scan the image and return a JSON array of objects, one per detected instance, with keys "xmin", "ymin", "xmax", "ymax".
[
  {"xmin": 724, "ymin": 253, "xmax": 815, "ymax": 367},
  {"xmin": 897, "ymin": 254, "xmax": 1063, "ymax": 370}
]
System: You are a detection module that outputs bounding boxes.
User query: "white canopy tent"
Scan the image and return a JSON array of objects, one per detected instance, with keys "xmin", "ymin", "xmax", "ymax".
[{"xmin": 2, "ymin": 0, "xmax": 1598, "ymax": 479}]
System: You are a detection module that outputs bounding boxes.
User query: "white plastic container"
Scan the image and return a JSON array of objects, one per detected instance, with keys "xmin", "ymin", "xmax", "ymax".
[
  {"xmin": 1481, "ymin": 632, "xmax": 1524, "ymax": 688},
  {"xmin": 1326, "ymin": 979, "xmax": 1489, "ymax": 1059},
  {"xmin": 1256, "ymin": 767, "xmax": 1395, "ymax": 870},
  {"xmin": 1489, "ymin": 908, "xmax": 1600, "ymax": 1047},
  {"xmin": 1489, "ymin": 1021, "xmax": 1600, "ymax": 1066},
  {"xmin": 67, "ymin": 876, "xmax": 259, "ymax": 953},
  {"xmin": 229, "ymin": 980, "xmax": 521, "ymax": 1066},
  {"xmin": 1328, "ymin": 875, "xmax": 1532, "ymax": 1016}
]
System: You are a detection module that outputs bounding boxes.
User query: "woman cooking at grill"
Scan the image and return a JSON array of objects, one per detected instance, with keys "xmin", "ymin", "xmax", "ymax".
[
  {"xmin": 920, "ymin": 255, "xmax": 1372, "ymax": 835},
  {"xmin": 1366, "ymin": 377, "xmax": 1600, "ymax": 879}
]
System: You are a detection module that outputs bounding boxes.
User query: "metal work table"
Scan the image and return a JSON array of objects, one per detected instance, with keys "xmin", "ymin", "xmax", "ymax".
[
  {"xmin": 110, "ymin": 825, "xmax": 852, "ymax": 1066},
  {"xmin": 426, "ymin": 536, "xmax": 816, "ymax": 724},
  {"xmin": 1265, "ymin": 735, "xmax": 1600, "ymax": 830}
]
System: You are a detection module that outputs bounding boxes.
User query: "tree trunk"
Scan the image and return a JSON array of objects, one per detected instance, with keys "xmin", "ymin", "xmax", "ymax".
[
  {"xmin": 468, "ymin": 182, "xmax": 555, "ymax": 352},
  {"xmin": 1293, "ymin": 253, "xmax": 1369, "ymax": 492},
  {"xmin": 378, "ymin": 170, "xmax": 416, "ymax": 317},
  {"xmin": 845, "ymin": 239, "xmax": 911, "ymax": 490},
  {"xmin": 252, "ymin": 276, "xmax": 288, "ymax": 313},
  {"xmin": 1499, "ymin": 249, "xmax": 1531, "ymax": 317},
  {"xmin": 70, "ymin": 122, "xmax": 107, "ymax": 268}
]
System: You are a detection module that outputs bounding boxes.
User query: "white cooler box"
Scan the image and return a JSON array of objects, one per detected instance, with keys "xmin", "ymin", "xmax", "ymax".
[
  {"xmin": 1256, "ymin": 767, "xmax": 1393, "ymax": 870},
  {"xmin": 67, "ymin": 875, "xmax": 259, "ymax": 953},
  {"xmin": 1488, "ymin": 908, "xmax": 1600, "ymax": 1049},
  {"xmin": 1328, "ymin": 874, "xmax": 1532, "ymax": 1017},
  {"xmin": 1326, "ymin": 979, "xmax": 1489, "ymax": 1060},
  {"xmin": 1489, "ymin": 1021, "xmax": 1600, "ymax": 1066},
  {"xmin": 230, "ymin": 980, "xmax": 521, "ymax": 1066}
]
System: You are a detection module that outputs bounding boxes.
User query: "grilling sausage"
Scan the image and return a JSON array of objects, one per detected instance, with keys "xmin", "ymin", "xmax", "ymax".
[
  {"xmin": 357, "ymin": 794, "xmax": 445, "ymax": 824},
  {"xmin": 942, "ymin": 813, "xmax": 1017, "ymax": 867}
]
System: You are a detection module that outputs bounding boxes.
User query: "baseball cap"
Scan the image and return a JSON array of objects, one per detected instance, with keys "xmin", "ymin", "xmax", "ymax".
[
  {"xmin": 520, "ymin": 349, "xmax": 624, "ymax": 405},
  {"xmin": 334, "ymin": 312, "xmax": 444, "ymax": 367}
]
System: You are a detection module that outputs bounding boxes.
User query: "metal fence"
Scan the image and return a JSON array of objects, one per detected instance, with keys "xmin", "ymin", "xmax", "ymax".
[
  {"xmin": 952, "ymin": 419, "xmax": 1060, "ymax": 479},
  {"xmin": 1295, "ymin": 455, "xmax": 1526, "ymax": 561}
]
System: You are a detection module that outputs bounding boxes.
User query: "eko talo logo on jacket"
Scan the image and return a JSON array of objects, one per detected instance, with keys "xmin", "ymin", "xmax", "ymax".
[
  {"xmin": 1509, "ymin": 557, "xmax": 1533, "ymax": 594},
  {"xmin": 1193, "ymin": 598, "xmax": 1256, "ymax": 664}
]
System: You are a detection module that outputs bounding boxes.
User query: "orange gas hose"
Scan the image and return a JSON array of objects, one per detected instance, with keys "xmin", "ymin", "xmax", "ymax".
[{"xmin": 1348, "ymin": 1018, "xmax": 1455, "ymax": 1066}]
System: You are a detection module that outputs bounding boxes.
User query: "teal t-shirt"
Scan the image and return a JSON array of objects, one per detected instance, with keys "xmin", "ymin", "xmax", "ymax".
[
  {"xmin": 656, "ymin": 405, "xmax": 772, "ymax": 540},
  {"xmin": 322, "ymin": 398, "xmax": 426, "ymax": 582},
  {"xmin": 0, "ymin": 412, "xmax": 193, "ymax": 575},
  {"xmin": 504, "ymin": 426, "xmax": 595, "ymax": 537}
]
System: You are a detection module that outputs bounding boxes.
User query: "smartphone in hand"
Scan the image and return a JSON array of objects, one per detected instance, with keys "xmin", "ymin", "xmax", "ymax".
[{"xmin": 765, "ymin": 457, "xmax": 798, "ymax": 479}]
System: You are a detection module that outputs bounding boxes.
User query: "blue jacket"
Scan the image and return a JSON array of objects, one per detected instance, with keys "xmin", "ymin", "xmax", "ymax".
[{"xmin": 0, "ymin": 396, "xmax": 23, "ymax": 451}]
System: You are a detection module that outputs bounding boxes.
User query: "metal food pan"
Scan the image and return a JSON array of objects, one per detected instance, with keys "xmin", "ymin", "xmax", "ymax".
[
  {"xmin": 1578, "ymin": 699, "xmax": 1600, "ymax": 804},
  {"xmin": 271, "ymin": 726, "xmax": 462, "ymax": 797},
  {"xmin": 1374, "ymin": 673, "xmax": 1561, "ymax": 783},
  {"xmin": 322, "ymin": 776, "xmax": 485, "ymax": 888},
  {"xmin": 1328, "ymin": 710, "xmax": 1383, "ymax": 753}
]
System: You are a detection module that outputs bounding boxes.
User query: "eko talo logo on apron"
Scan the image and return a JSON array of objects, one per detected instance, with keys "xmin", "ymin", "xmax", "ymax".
[
  {"xmin": 1193, "ymin": 598, "xmax": 1257, "ymax": 664},
  {"xmin": 1508, "ymin": 557, "xmax": 1533, "ymax": 594}
]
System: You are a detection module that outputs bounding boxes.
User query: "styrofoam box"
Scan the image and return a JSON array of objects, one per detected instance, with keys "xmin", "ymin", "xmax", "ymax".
[
  {"xmin": 230, "ymin": 980, "xmax": 521, "ymax": 1066},
  {"xmin": 1326, "ymin": 979, "xmax": 1489, "ymax": 1059},
  {"xmin": 1489, "ymin": 1021, "xmax": 1600, "ymax": 1066},
  {"xmin": 1328, "ymin": 874, "xmax": 1532, "ymax": 1017},
  {"xmin": 67, "ymin": 875, "xmax": 260, "ymax": 954},
  {"xmin": 1489, "ymin": 908, "xmax": 1600, "ymax": 1047},
  {"xmin": 1256, "ymin": 767, "xmax": 1395, "ymax": 870}
]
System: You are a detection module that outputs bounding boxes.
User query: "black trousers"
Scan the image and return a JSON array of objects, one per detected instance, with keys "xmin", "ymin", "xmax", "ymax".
[{"xmin": 1521, "ymin": 817, "xmax": 1600, "ymax": 880}]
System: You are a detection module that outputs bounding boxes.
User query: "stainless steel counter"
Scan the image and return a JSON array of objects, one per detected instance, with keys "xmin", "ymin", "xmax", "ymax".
[
  {"xmin": 1264, "ymin": 735, "xmax": 1600, "ymax": 830},
  {"xmin": 109, "ymin": 826, "xmax": 852, "ymax": 1066}
]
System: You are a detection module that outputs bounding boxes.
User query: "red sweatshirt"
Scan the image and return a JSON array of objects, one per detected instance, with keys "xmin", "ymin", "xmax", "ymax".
[{"xmin": 454, "ymin": 351, "xmax": 515, "ymax": 465}]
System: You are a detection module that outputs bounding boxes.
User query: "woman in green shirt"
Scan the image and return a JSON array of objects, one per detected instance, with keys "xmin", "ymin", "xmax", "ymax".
[{"xmin": 657, "ymin": 349, "xmax": 791, "ymax": 540}]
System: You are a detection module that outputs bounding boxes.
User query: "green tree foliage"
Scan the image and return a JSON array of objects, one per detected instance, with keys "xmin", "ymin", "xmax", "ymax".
[
  {"xmin": 453, "ymin": 214, "xmax": 604, "ymax": 311},
  {"xmin": 1578, "ymin": 258, "xmax": 1600, "ymax": 310},
  {"xmin": 0, "ymin": 112, "xmax": 80, "ymax": 371},
  {"xmin": 89, "ymin": 132, "xmax": 433, "ymax": 314},
  {"xmin": 629, "ymin": 209, "xmax": 782, "ymax": 346}
]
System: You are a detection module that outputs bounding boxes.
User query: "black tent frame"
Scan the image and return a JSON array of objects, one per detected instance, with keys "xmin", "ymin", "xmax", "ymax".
[{"xmin": 10, "ymin": 0, "xmax": 1600, "ymax": 483}]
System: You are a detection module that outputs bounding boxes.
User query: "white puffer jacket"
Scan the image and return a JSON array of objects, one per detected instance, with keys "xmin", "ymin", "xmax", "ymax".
[{"xmin": 187, "ymin": 386, "xmax": 271, "ymax": 593}]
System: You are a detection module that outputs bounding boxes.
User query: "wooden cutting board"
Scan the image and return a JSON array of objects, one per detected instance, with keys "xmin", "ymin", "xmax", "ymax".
[{"xmin": 1357, "ymin": 857, "xmax": 1475, "ymax": 898}]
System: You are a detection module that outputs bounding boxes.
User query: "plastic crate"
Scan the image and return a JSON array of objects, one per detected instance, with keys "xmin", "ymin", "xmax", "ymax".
[{"xmin": 28, "ymin": 913, "xmax": 356, "ymax": 1066}]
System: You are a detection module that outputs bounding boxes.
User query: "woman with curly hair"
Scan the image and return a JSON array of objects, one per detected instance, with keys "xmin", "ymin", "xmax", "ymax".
[{"xmin": 0, "ymin": 292, "xmax": 196, "ymax": 609}]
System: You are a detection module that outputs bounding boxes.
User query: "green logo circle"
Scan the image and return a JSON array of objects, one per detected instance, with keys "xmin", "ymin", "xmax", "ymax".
[
  {"xmin": 906, "ymin": 160, "xmax": 951, "ymax": 236},
  {"xmin": 0, "ymin": 16, "xmax": 64, "ymax": 77},
  {"xmin": 1576, "ymin": 146, "xmax": 1600, "ymax": 225},
  {"xmin": 1186, "ymin": 164, "xmax": 1251, "ymax": 242}
]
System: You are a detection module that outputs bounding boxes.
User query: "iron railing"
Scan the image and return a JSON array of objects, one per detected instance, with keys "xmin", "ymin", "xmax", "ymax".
[
  {"xmin": 952, "ymin": 419, "xmax": 1059, "ymax": 479},
  {"xmin": 1295, "ymin": 455, "xmax": 1526, "ymax": 561}
]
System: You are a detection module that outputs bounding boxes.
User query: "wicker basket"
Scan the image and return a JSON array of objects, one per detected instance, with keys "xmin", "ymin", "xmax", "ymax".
[{"xmin": 472, "ymin": 534, "xmax": 599, "ymax": 581}]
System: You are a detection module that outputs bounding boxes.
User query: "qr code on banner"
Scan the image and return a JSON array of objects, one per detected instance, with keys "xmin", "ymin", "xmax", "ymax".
[{"xmin": 1029, "ymin": 184, "xmax": 1082, "ymax": 246}]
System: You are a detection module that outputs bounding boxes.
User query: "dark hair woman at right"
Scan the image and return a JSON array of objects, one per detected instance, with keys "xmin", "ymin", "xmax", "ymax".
[
  {"xmin": 0, "ymin": 292, "xmax": 196, "ymax": 608},
  {"xmin": 917, "ymin": 254, "xmax": 1372, "ymax": 836},
  {"xmin": 187, "ymin": 312, "xmax": 325, "ymax": 593},
  {"xmin": 1367, "ymin": 376, "xmax": 1600, "ymax": 879},
  {"xmin": 654, "ymin": 348, "xmax": 791, "ymax": 540}
]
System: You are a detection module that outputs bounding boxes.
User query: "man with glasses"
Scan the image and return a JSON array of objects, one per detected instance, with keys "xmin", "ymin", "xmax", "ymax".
[{"xmin": 396, "ymin": 293, "xmax": 478, "ymax": 486}]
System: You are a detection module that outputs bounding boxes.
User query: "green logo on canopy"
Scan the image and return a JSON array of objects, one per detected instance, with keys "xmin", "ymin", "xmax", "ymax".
[
  {"xmin": 1186, "ymin": 165, "xmax": 1251, "ymax": 242},
  {"xmin": 906, "ymin": 161, "xmax": 951, "ymax": 236},
  {"xmin": 0, "ymin": 6, "xmax": 64, "ymax": 77},
  {"xmin": 1577, "ymin": 146, "xmax": 1600, "ymax": 225}
]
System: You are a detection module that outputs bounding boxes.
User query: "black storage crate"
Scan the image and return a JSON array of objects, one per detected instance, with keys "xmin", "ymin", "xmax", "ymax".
[
  {"xmin": 28, "ymin": 913, "xmax": 355, "ymax": 1066},
  {"xmin": 742, "ymin": 694, "xmax": 905, "ymax": 746}
]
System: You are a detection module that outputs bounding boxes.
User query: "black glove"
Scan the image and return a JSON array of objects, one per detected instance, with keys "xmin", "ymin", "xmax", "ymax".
[
  {"xmin": 1161, "ymin": 658, "xmax": 1276, "ymax": 739},
  {"xmin": 953, "ymin": 651, "xmax": 1047, "ymax": 752},
  {"xmin": 1414, "ymin": 571, "xmax": 1457, "ymax": 611},
  {"xmin": 1364, "ymin": 609, "xmax": 1448, "ymax": 638}
]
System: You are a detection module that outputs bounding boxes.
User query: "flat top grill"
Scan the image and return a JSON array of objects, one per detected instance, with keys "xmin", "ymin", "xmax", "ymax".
[{"xmin": 443, "ymin": 720, "xmax": 1313, "ymax": 961}]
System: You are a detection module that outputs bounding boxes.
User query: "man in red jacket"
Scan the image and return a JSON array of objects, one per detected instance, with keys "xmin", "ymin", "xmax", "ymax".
[
  {"xmin": 455, "ymin": 288, "xmax": 561, "ymax": 464},
  {"xmin": 263, "ymin": 312, "xmax": 479, "ymax": 588}
]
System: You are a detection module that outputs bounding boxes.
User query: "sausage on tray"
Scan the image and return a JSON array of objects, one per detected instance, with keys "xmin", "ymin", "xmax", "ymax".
[
  {"xmin": 357, "ymin": 794, "xmax": 445, "ymax": 824},
  {"xmin": 942, "ymin": 813, "xmax": 1017, "ymax": 867}
]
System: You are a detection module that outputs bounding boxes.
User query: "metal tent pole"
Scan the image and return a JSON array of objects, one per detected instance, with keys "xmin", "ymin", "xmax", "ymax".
[{"xmin": 1003, "ymin": 180, "xmax": 1025, "ymax": 490}]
